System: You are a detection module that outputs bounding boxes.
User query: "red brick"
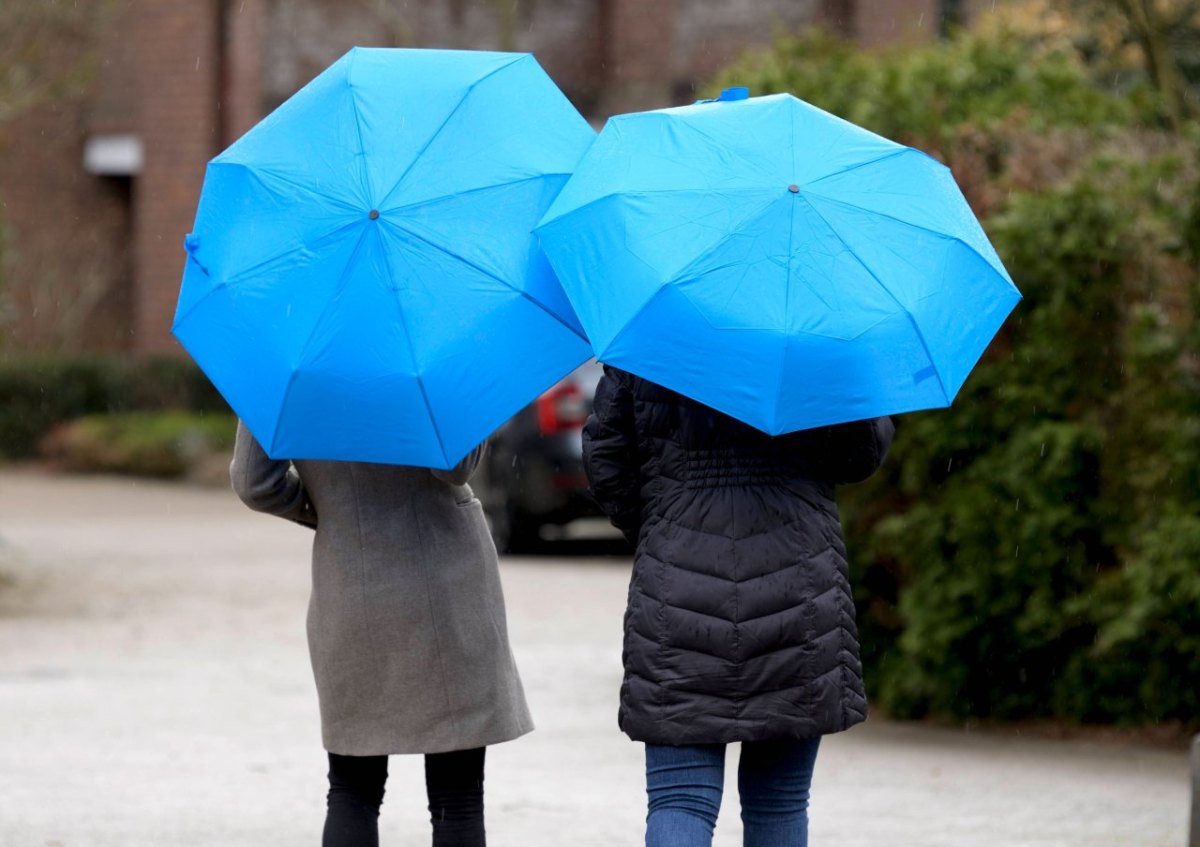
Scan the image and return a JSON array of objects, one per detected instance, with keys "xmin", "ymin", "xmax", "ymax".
[
  {"xmin": 0, "ymin": 98, "xmax": 132, "ymax": 353},
  {"xmin": 130, "ymin": 0, "xmax": 221, "ymax": 355},
  {"xmin": 222, "ymin": 0, "xmax": 266, "ymax": 145}
]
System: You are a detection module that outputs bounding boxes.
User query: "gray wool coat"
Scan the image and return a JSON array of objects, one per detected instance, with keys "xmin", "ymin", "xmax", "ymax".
[{"xmin": 230, "ymin": 422, "xmax": 533, "ymax": 756}]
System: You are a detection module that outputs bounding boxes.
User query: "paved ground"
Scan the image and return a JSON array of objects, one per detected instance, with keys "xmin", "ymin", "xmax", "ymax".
[{"xmin": 0, "ymin": 469, "xmax": 1191, "ymax": 847}]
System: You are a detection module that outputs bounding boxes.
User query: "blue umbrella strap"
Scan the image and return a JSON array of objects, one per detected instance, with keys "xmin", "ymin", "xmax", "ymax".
[{"xmin": 695, "ymin": 86, "xmax": 750, "ymax": 104}]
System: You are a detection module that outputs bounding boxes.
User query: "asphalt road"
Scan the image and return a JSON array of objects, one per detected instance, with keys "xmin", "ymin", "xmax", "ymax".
[{"xmin": 0, "ymin": 470, "xmax": 1190, "ymax": 846}]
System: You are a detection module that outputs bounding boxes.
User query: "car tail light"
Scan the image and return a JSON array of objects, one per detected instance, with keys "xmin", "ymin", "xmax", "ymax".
[{"xmin": 537, "ymin": 381, "xmax": 588, "ymax": 435}]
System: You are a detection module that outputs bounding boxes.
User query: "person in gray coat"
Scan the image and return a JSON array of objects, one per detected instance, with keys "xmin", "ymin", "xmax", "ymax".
[
  {"xmin": 583, "ymin": 368, "xmax": 893, "ymax": 847},
  {"xmin": 230, "ymin": 422, "xmax": 532, "ymax": 847}
]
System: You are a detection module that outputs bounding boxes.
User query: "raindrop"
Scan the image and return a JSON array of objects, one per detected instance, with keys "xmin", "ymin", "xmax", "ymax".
[
  {"xmin": 946, "ymin": 457, "xmax": 953, "ymax": 473},
  {"xmin": 195, "ymin": 57, "xmax": 201, "ymax": 71},
  {"xmin": 1040, "ymin": 443, "xmax": 1045, "ymax": 457},
  {"xmin": 1014, "ymin": 498, "xmax": 1020, "ymax": 511},
  {"xmin": 1014, "ymin": 545, "xmax": 1020, "ymax": 558}
]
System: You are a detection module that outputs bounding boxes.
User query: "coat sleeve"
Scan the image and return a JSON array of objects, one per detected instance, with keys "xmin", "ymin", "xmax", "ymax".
[
  {"xmin": 582, "ymin": 366, "xmax": 642, "ymax": 545},
  {"xmin": 779, "ymin": 416, "xmax": 895, "ymax": 485},
  {"xmin": 430, "ymin": 442, "xmax": 485, "ymax": 486},
  {"xmin": 229, "ymin": 421, "xmax": 318, "ymax": 529}
]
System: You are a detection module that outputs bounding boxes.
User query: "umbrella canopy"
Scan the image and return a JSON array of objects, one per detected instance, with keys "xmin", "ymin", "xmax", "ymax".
[
  {"xmin": 535, "ymin": 90, "xmax": 1022, "ymax": 434},
  {"xmin": 173, "ymin": 48, "xmax": 595, "ymax": 468}
]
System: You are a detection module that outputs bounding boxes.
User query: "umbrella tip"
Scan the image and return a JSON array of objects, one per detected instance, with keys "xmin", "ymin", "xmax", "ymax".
[
  {"xmin": 368, "ymin": 209, "xmax": 380, "ymax": 220},
  {"xmin": 788, "ymin": 184, "xmax": 800, "ymax": 194}
]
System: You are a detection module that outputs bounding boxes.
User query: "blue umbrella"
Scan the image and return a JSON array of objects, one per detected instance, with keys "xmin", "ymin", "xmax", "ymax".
[
  {"xmin": 173, "ymin": 48, "xmax": 595, "ymax": 468},
  {"xmin": 535, "ymin": 89, "xmax": 1022, "ymax": 434}
]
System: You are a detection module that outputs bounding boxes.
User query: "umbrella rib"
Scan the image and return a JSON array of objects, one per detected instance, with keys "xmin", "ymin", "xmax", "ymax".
[
  {"xmin": 594, "ymin": 285, "xmax": 665, "ymax": 365},
  {"xmin": 772, "ymin": 116, "xmax": 799, "ymax": 434},
  {"xmin": 212, "ymin": 160, "xmax": 364, "ymax": 215},
  {"xmin": 381, "ymin": 218, "xmax": 589, "ymax": 343},
  {"xmin": 796, "ymin": 195, "xmax": 952, "ymax": 406},
  {"xmin": 540, "ymin": 187, "xmax": 777, "ymax": 230},
  {"xmin": 594, "ymin": 196, "xmax": 789, "ymax": 363},
  {"xmin": 800, "ymin": 191, "xmax": 1009, "ymax": 281},
  {"xmin": 376, "ymin": 55, "xmax": 527, "ymax": 210},
  {"xmin": 597, "ymin": 192, "xmax": 786, "ymax": 362},
  {"xmin": 171, "ymin": 217, "xmax": 366, "ymax": 331},
  {"xmin": 379, "ymin": 173, "xmax": 550, "ymax": 215},
  {"xmin": 801, "ymin": 147, "xmax": 910, "ymax": 190},
  {"xmin": 225, "ymin": 218, "xmax": 363, "ymax": 286},
  {"xmin": 665, "ymin": 192, "xmax": 784, "ymax": 286},
  {"xmin": 347, "ymin": 54, "xmax": 373, "ymax": 204},
  {"xmin": 375, "ymin": 228, "xmax": 450, "ymax": 468},
  {"xmin": 269, "ymin": 224, "xmax": 376, "ymax": 454},
  {"xmin": 673, "ymin": 116, "xmax": 781, "ymax": 183}
]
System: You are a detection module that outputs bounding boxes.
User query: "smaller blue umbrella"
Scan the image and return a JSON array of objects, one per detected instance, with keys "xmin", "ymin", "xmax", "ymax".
[
  {"xmin": 535, "ymin": 90, "xmax": 1022, "ymax": 434},
  {"xmin": 173, "ymin": 48, "xmax": 595, "ymax": 468}
]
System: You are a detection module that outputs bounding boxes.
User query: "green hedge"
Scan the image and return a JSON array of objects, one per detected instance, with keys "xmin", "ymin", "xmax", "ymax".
[
  {"xmin": 0, "ymin": 357, "xmax": 229, "ymax": 459},
  {"xmin": 40, "ymin": 411, "xmax": 237, "ymax": 478},
  {"xmin": 713, "ymin": 20, "xmax": 1200, "ymax": 724}
]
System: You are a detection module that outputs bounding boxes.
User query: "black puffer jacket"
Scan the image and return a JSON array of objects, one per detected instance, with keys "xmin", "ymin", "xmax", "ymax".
[{"xmin": 582, "ymin": 366, "xmax": 894, "ymax": 745}]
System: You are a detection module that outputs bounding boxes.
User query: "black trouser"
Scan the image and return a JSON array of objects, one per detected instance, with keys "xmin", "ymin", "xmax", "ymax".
[{"xmin": 323, "ymin": 747, "xmax": 486, "ymax": 847}]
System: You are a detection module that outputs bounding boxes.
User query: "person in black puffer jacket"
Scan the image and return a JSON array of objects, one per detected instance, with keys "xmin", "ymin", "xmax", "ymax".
[{"xmin": 582, "ymin": 365, "xmax": 894, "ymax": 847}]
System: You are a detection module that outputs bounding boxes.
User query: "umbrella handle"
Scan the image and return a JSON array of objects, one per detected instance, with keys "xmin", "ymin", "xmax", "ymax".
[{"xmin": 183, "ymin": 233, "xmax": 211, "ymax": 277}]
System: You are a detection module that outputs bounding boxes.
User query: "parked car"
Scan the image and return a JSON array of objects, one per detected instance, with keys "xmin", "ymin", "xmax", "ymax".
[{"xmin": 472, "ymin": 359, "xmax": 605, "ymax": 552}]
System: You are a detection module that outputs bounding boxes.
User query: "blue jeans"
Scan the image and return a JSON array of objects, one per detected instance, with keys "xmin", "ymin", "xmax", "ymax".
[{"xmin": 645, "ymin": 738, "xmax": 821, "ymax": 847}]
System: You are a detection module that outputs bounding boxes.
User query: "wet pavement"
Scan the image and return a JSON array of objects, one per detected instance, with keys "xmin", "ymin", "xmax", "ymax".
[{"xmin": 0, "ymin": 469, "xmax": 1190, "ymax": 846}]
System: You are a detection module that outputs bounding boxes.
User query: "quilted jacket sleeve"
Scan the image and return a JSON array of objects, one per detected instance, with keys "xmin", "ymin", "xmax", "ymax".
[
  {"xmin": 582, "ymin": 366, "xmax": 642, "ymax": 545},
  {"xmin": 781, "ymin": 416, "xmax": 895, "ymax": 485},
  {"xmin": 229, "ymin": 421, "xmax": 318, "ymax": 529}
]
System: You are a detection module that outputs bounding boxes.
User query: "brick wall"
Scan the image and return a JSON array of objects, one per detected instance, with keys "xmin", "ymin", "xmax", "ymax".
[
  {"xmin": 0, "ymin": 0, "xmax": 264, "ymax": 356},
  {"xmin": 264, "ymin": 0, "xmax": 829, "ymax": 118},
  {"xmin": 598, "ymin": 0, "xmax": 677, "ymax": 114},
  {"xmin": 222, "ymin": 0, "xmax": 267, "ymax": 145},
  {"xmin": 263, "ymin": 0, "xmax": 606, "ymax": 114},
  {"xmin": 855, "ymin": 0, "xmax": 942, "ymax": 46},
  {"xmin": 129, "ymin": 0, "xmax": 222, "ymax": 354},
  {"xmin": 0, "ymin": 100, "xmax": 132, "ymax": 353},
  {"xmin": 262, "ymin": 0, "xmax": 960, "ymax": 119},
  {"xmin": 673, "ymin": 0, "xmax": 821, "ymax": 92},
  {"xmin": 0, "ymin": 0, "xmax": 968, "ymax": 358},
  {"xmin": 0, "ymin": 2, "xmax": 133, "ymax": 354}
]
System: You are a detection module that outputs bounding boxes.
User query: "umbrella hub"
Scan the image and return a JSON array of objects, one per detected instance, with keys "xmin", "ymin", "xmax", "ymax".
[{"xmin": 368, "ymin": 209, "xmax": 380, "ymax": 220}]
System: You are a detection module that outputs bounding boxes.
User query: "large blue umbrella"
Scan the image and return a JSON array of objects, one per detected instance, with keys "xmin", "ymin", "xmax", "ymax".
[
  {"xmin": 535, "ymin": 90, "xmax": 1021, "ymax": 434},
  {"xmin": 173, "ymin": 48, "xmax": 595, "ymax": 468}
]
